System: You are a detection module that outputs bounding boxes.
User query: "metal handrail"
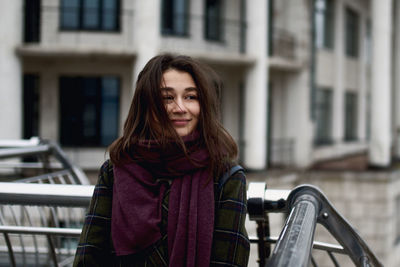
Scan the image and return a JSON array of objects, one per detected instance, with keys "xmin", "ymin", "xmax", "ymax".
[
  {"xmin": 248, "ymin": 236, "xmax": 346, "ymax": 255},
  {"xmin": 0, "ymin": 145, "xmax": 50, "ymax": 159},
  {"xmin": 0, "ymin": 226, "xmax": 82, "ymax": 237},
  {"xmin": 0, "ymin": 182, "xmax": 93, "ymax": 267},
  {"xmin": 0, "ymin": 138, "xmax": 90, "ymax": 185},
  {"xmin": 247, "ymin": 183, "xmax": 384, "ymax": 267},
  {"xmin": 0, "ymin": 182, "xmax": 94, "ymax": 207},
  {"xmin": 0, "ymin": 138, "xmax": 91, "ymax": 266},
  {"xmin": 0, "ymin": 137, "xmax": 41, "ymax": 147},
  {"xmin": 0, "ymin": 163, "xmax": 384, "ymax": 266}
]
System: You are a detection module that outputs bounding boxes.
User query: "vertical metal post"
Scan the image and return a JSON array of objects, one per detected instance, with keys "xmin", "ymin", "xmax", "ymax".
[
  {"xmin": 256, "ymin": 219, "xmax": 271, "ymax": 267},
  {"xmin": 4, "ymin": 233, "xmax": 17, "ymax": 267}
]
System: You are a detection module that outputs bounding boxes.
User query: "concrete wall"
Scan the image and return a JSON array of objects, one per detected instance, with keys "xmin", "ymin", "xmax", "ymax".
[{"xmin": 0, "ymin": 0, "xmax": 23, "ymax": 139}]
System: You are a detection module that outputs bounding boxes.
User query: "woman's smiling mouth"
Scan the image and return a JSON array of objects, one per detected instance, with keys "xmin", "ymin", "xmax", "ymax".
[{"xmin": 171, "ymin": 119, "xmax": 192, "ymax": 126}]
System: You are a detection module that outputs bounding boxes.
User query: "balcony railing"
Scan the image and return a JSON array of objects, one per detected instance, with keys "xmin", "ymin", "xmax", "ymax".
[
  {"xmin": 269, "ymin": 28, "xmax": 297, "ymax": 60},
  {"xmin": 161, "ymin": 13, "xmax": 246, "ymax": 55},
  {"xmin": 269, "ymin": 138, "xmax": 295, "ymax": 167}
]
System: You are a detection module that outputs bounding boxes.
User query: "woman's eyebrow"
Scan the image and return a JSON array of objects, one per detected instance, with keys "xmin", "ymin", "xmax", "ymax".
[
  {"xmin": 185, "ymin": 87, "xmax": 198, "ymax": 92},
  {"xmin": 160, "ymin": 87, "xmax": 198, "ymax": 92}
]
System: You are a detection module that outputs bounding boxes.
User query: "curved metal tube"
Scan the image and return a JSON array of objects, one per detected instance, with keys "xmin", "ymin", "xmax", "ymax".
[
  {"xmin": 273, "ymin": 185, "xmax": 383, "ymax": 267},
  {"xmin": 266, "ymin": 191, "xmax": 320, "ymax": 267},
  {"xmin": 247, "ymin": 183, "xmax": 384, "ymax": 267},
  {"xmin": 287, "ymin": 185, "xmax": 383, "ymax": 267}
]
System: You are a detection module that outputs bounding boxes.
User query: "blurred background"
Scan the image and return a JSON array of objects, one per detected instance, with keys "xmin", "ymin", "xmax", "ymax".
[{"xmin": 0, "ymin": 0, "xmax": 399, "ymax": 266}]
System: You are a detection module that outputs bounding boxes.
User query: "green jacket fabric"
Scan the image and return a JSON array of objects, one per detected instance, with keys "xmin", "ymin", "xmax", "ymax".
[{"xmin": 73, "ymin": 160, "xmax": 250, "ymax": 266}]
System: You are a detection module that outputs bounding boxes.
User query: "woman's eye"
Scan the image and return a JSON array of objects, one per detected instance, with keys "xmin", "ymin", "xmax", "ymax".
[
  {"xmin": 185, "ymin": 95, "xmax": 198, "ymax": 100},
  {"xmin": 163, "ymin": 95, "xmax": 174, "ymax": 101}
]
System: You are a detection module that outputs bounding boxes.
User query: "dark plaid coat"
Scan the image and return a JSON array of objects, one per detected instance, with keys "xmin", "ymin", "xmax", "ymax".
[{"xmin": 73, "ymin": 160, "xmax": 250, "ymax": 266}]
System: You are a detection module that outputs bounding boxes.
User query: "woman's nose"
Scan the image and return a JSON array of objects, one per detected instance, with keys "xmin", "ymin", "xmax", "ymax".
[{"xmin": 171, "ymin": 98, "xmax": 187, "ymax": 113}]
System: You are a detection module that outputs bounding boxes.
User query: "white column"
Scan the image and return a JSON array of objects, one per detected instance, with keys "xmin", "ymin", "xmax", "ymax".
[
  {"xmin": 243, "ymin": 0, "xmax": 268, "ymax": 169},
  {"xmin": 132, "ymin": 0, "xmax": 160, "ymax": 88},
  {"xmin": 0, "ymin": 0, "xmax": 23, "ymax": 139},
  {"xmin": 332, "ymin": 0, "xmax": 344, "ymax": 144},
  {"xmin": 358, "ymin": 8, "xmax": 367, "ymax": 142},
  {"xmin": 393, "ymin": 0, "xmax": 400, "ymax": 158},
  {"xmin": 369, "ymin": 0, "xmax": 393, "ymax": 166}
]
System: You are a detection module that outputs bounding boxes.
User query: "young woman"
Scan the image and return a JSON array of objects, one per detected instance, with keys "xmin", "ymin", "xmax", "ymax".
[{"xmin": 73, "ymin": 54, "xmax": 250, "ymax": 266}]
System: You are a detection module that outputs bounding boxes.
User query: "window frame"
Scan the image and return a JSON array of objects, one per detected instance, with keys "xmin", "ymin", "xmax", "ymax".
[
  {"xmin": 344, "ymin": 91, "xmax": 358, "ymax": 142},
  {"xmin": 59, "ymin": 76, "xmax": 120, "ymax": 148},
  {"xmin": 314, "ymin": 88, "xmax": 334, "ymax": 146},
  {"xmin": 23, "ymin": 74, "xmax": 40, "ymax": 139},
  {"xmin": 161, "ymin": 0, "xmax": 190, "ymax": 36},
  {"xmin": 59, "ymin": 0, "xmax": 121, "ymax": 32},
  {"xmin": 395, "ymin": 195, "xmax": 400, "ymax": 245},
  {"xmin": 345, "ymin": 6, "xmax": 359, "ymax": 58},
  {"xmin": 24, "ymin": 0, "xmax": 41, "ymax": 43},
  {"xmin": 315, "ymin": 0, "xmax": 335, "ymax": 50},
  {"xmin": 204, "ymin": 0, "xmax": 224, "ymax": 42}
]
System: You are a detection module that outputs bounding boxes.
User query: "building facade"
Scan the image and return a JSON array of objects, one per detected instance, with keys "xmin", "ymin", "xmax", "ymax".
[
  {"xmin": 2, "ymin": 0, "xmax": 399, "ymax": 171},
  {"xmin": 1, "ymin": 0, "xmax": 400, "ymax": 265}
]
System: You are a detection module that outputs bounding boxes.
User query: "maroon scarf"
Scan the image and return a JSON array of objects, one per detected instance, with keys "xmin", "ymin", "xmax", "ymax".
[{"xmin": 111, "ymin": 133, "xmax": 214, "ymax": 266}]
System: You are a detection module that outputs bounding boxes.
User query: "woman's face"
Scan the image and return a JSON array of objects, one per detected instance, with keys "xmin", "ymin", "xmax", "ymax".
[{"xmin": 161, "ymin": 69, "xmax": 200, "ymax": 137}]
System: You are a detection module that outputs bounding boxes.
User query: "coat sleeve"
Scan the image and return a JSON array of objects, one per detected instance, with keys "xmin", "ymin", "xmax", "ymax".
[
  {"xmin": 73, "ymin": 160, "xmax": 114, "ymax": 267},
  {"xmin": 211, "ymin": 170, "xmax": 250, "ymax": 266}
]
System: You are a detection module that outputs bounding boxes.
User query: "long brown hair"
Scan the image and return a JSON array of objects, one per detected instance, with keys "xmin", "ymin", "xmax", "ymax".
[{"xmin": 108, "ymin": 54, "xmax": 238, "ymax": 177}]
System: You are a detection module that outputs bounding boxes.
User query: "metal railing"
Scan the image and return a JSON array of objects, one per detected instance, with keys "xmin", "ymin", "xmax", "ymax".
[
  {"xmin": 0, "ymin": 138, "xmax": 91, "ymax": 267},
  {"xmin": 0, "ymin": 137, "xmax": 89, "ymax": 185},
  {"xmin": 247, "ymin": 182, "xmax": 383, "ymax": 267},
  {"xmin": 0, "ymin": 183, "xmax": 93, "ymax": 267},
  {"xmin": 1, "ymin": 182, "xmax": 384, "ymax": 267},
  {"xmin": 0, "ymin": 138, "xmax": 384, "ymax": 266}
]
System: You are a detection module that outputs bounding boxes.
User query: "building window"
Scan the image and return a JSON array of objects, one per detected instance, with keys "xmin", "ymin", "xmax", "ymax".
[
  {"xmin": 315, "ymin": 0, "xmax": 335, "ymax": 49},
  {"xmin": 345, "ymin": 7, "xmax": 359, "ymax": 57},
  {"xmin": 396, "ymin": 195, "xmax": 400, "ymax": 244},
  {"xmin": 24, "ymin": 0, "xmax": 41, "ymax": 43},
  {"xmin": 23, "ymin": 74, "xmax": 40, "ymax": 139},
  {"xmin": 268, "ymin": 0, "xmax": 274, "ymax": 55},
  {"xmin": 315, "ymin": 88, "xmax": 333, "ymax": 145},
  {"xmin": 59, "ymin": 76, "xmax": 120, "ymax": 147},
  {"xmin": 205, "ymin": 0, "xmax": 223, "ymax": 41},
  {"xmin": 344, "ymin": 91, "xmax": 358, "ymax": 141},
  {"xmin": 365, "ymin": 19, "xmax": 372, "ymax": 64},
  {"xmin": 161, "ymin": 0, "xmax": 189, "ymax": 36},
  {"xmin": 60, "ymin": 0, "xmax": 120, "ymax": 31}
]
